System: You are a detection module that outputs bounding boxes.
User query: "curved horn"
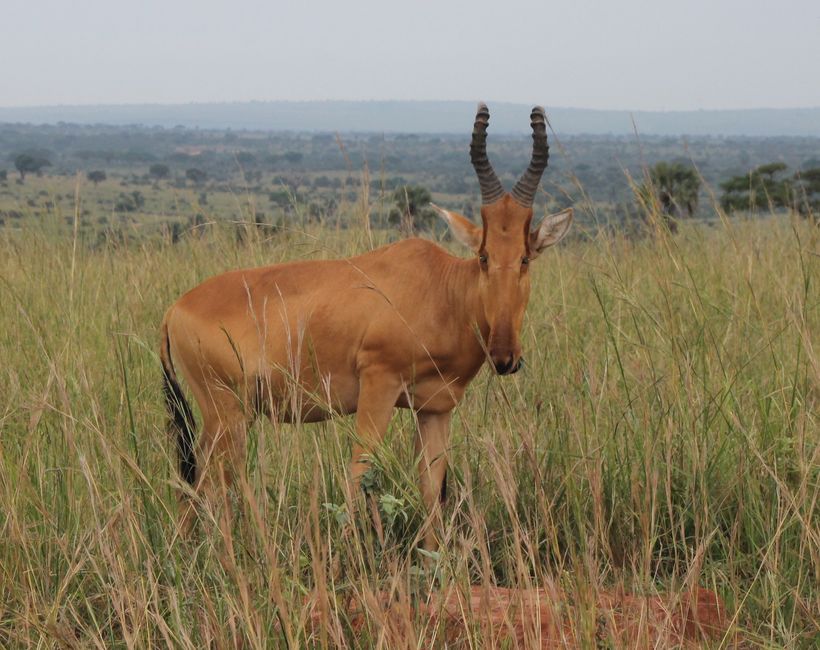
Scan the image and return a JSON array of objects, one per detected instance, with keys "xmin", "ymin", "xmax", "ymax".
[
  {"xmin": 470, "ymin": 103, "xmax": 506, "ymax": 205},
  {"xmin": 511, "ymin": 106, "xmax": 550, "ymax": 208}
]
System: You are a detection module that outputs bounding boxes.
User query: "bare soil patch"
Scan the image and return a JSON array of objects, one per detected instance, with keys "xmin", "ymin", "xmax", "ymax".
[{"xmin": 308, "ymin": 583, "xmax": 734, "ymax": 648}]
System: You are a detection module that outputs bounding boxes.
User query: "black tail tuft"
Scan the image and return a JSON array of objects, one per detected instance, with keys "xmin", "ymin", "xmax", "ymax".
[{"xmin": 162, "ymin": 334, "xmax": 196, "ymax": 486}]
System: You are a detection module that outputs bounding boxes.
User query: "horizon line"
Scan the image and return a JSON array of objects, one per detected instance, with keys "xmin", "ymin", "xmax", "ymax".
[{"xmin": 1, "ymin": 99, "xmax": 819, "ymax": 113}]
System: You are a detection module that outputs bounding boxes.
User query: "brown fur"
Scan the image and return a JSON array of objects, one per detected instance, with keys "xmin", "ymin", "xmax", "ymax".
[{"xmin": 162, "ymin": 133, "xmax": 573, "ymax": 550}]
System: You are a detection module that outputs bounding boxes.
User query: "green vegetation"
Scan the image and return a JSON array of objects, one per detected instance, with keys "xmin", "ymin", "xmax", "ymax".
[
  {"xmin": 2, "ymin": 123, "xmax": 819, "ymax": 239},
  {"xmin": 637, "ymin": 161, "xmax": 701, "ymax": 232},
  {"xmin": 12, "ymin": 151, "xmax": 51, "ymax": 181},
  {"xmin": 0, "ymin": 123, "xmax": 818, "ymax": 646},
  {"xmin": 87, "ymin": 170, "xmax": 106, "ymax": 185},
  {"xmin": 1, "ymin": 176, "xmax": 818, "ymax": 646},
  {"xmin": 149, "ymin": 162, "xmax": 171, "ymax": 180},
  {"xmin": 721, "ymin": 162, "xmax": 792, "ymax": 212},
  {"xmin": 185, "ymin": 167, "xmax": 207, "ymax": 185},
  {"xmin": 389, "ymin": 184, "xmax": 438, "ymax": 232},
  {"xmin": 721, "ymin": 163, "xmax": 820, "ymax": 217}
]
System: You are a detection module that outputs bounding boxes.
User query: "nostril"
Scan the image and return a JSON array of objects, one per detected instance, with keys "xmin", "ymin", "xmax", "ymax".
[{"xmin": 494, "ymin": 356, "xmax": 518, "ymax": 375}]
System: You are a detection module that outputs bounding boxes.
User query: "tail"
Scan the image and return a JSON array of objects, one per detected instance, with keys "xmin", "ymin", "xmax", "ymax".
[{"xmin": 160, "ymin": 315, "xmax": 197, "ymax": 486}]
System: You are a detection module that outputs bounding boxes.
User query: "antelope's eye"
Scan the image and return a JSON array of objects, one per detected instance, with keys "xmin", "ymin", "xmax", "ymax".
[
  {"xmin": 521, "ymin": 257, "xmax": 529, "ymax": 266},
  {"xmin": 479, "ymin": 253, "xmax": 488, "ymax": 265}
]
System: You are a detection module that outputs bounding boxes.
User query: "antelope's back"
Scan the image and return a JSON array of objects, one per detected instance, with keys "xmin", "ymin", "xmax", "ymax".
[{"xmin": 163, "ymin": 239, "xmax": 457, "ymax": 401}]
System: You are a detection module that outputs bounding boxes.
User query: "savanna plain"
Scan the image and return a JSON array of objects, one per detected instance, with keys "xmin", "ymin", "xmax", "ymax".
[{"xmin": 0, "ymin": 133, "xmax": 818, "ymax": 648}]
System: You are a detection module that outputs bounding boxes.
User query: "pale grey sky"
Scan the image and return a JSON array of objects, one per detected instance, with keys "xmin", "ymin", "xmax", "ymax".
[{"xmin": 2, "ymin": 0, "xmax": 818, "ymax": 110}]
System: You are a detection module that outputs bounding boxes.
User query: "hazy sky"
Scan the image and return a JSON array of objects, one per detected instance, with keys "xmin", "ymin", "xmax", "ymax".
[{"xmin": 2, "ymin": 0, "xmax": 818, "ymax": 110}]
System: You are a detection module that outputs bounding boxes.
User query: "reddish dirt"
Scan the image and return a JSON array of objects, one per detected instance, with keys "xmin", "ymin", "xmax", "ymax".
[{"xmin": 307, "ymin": 583, "xmax": 735, "ymax": 648}]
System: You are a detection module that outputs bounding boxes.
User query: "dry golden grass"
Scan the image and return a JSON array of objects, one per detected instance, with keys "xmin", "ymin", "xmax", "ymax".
[{"xmin": 0, "ymin": 195, "xmax": 818, "ymax": 647}]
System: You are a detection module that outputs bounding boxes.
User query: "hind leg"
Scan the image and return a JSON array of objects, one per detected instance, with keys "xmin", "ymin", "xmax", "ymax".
[
  {"xmin": 199, "ymin": 396, "xmax": 250, "ymax": 503},
  {"xmin": 180, "ymin": 382, "xmax": 252, "ymax": 531}
]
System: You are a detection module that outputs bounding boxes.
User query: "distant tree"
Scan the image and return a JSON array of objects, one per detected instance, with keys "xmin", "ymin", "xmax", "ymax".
[
  {"xmin": 274, "ymin": 174, "xmax": 305, "ymax": 195},
  {"xmin": 0, "ymin": 170, "xmax": 6, "ymax": 182},
  {"xmin": 115, "ymin": 194, "xmax": 135, "ymax": 212},
  {"xmin": 14, "ymin": 153, "xmax": 51, "ymax": 181},
  {"xmin": 244, "ymin": 170, "xmax": 262, "ymax": 184},
  {"xmin": 793, "ymin": 167, "xmax": 820, "ymax": 220},
  {"xmin": 638, "ymin": 162, "xmax": 700, "ymax": 232},
  {"xmin": 236, "ymin": 152, "xmax": 256, "ymax": 166},
  {"xmin": 115, "ymin": 190, "xmax": 145, "ymax": 212},
  {"xmin": 720, "ymin": 162, "xmax": 792, "ymax": 212},
  {"xmin": 189, "ymin": 213, "xmax": 206, "ymax": 237},
  {"xmin": 170, "ymin": 221, "xmax": 183, "ymax": 244},
  {"xmin": 149, "ymin": 163, "xmax": 170, "ymax": 180},
  {"xmin": 305, "ymin": 202, "xmax": 323, "ymax": 221},
  {"xmin": 269, "ymin": 189, "xmax": 292, "ymax": 207},
  {"xmin": 87, "ymin": 170, "xmax": 106, "ymax": 185},
  {"xmin": 390, "ymin": 185, "xmax": 437, "ymax": 233},
  {"xmin": 185, "ymin": 168, "xmax": 207, "ymax": 185}
]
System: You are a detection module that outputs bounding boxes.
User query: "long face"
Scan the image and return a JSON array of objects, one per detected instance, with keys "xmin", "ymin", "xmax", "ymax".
[
  {"xmin": 478, "ymin": 196, "xmax": 534, "ymax": 374},
  {"xmin": 431, "ymin": 104, "xmax": 574, "ymax": 376}
]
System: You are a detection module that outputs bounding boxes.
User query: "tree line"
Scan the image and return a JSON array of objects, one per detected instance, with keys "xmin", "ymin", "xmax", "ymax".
[{"xmin": 3, "ymin": 149, "xmax": 818, "ymax": 227}]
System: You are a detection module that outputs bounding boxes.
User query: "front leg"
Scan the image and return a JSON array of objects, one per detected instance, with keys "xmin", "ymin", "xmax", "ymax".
[
  {"xmin": 348, "ymin": 368, "xmax": 403, "ymax": 497},
  {"xmin": 415, "ymin": 411, "xmax": 451, "ymax": 551}
]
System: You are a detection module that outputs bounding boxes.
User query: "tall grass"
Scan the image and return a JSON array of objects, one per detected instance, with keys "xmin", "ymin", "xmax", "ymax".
[{"xmin": 0, "ymin": 200, "xmax": 817, "ymax": 647}]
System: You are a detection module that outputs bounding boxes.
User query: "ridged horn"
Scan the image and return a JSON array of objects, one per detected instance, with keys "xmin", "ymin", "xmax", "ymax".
[
  {"xmin": 511, "ymin": 106, "xmax": 550, "ymax": 208},
  {"xmin": 470, "ymin": 103, "xmax": 506, "ymax": 205}
]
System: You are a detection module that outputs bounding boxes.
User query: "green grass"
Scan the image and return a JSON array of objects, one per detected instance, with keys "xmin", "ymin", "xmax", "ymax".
[{"xmin": 0, "ymin": 197, "xmax": 818, "ymax": 647}]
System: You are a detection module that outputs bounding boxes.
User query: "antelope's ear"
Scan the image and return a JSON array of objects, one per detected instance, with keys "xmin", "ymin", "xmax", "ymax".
[
  {"xmin": 529, "ymin": 208, "xmax": 573, "ymax": 258},
  {"xmin": 430, "ymin": 203, "xmax": 482, "ymax": 252}
]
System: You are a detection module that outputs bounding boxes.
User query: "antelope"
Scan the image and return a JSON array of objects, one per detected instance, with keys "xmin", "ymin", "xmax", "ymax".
[{"xmin": 160, "ymin": 104, "xmax": 573, "ymax": 550}]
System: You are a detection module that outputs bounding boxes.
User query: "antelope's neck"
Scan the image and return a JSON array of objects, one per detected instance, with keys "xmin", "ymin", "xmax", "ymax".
[{"xmin": 443, "ymin": 255, "xmax": 489, "ymax": 344}]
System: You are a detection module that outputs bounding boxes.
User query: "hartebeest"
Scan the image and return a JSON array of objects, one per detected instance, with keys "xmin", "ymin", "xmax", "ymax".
[{"xmin": 160, "ymin": 104, "xmax": 572, "ymax": 549}]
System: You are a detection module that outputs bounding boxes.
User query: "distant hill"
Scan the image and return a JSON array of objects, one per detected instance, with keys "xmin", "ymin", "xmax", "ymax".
[{"xmin": 1, "ymin": 101, "xmax": 818, "ymax": 137}]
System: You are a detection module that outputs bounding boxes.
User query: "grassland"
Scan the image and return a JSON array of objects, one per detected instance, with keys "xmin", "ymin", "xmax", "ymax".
[{"xmin": 0, "ymin": 183, "xmax": 818, "ymax": 647}]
